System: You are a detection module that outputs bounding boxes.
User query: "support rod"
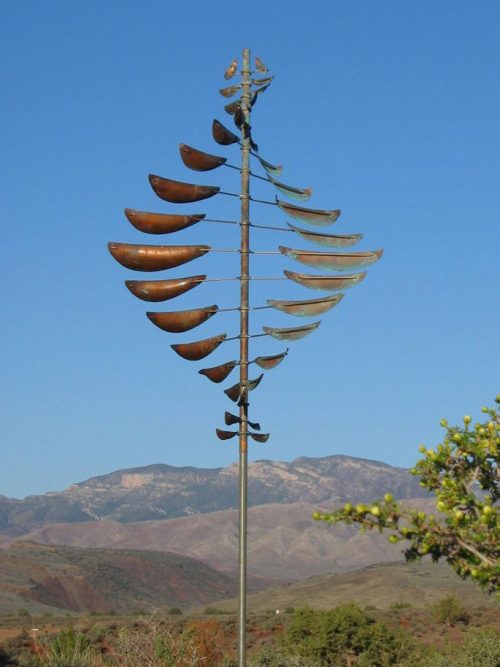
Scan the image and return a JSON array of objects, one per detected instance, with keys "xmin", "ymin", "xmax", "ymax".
[{"xmin": 238, "ymin": 46, "xmax": 251, "ymax": 667}]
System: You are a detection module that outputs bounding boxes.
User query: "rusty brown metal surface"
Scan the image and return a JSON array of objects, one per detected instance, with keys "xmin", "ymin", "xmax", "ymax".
[
  {"xmin": 224, "ymin": 374, "xmax": 263, "ymax": 402},
  {"xmin": 263, "ymin": 321, "xmax": 321, "ymax": 341},
  {"xmin": 199, "ymin": 360, "xmax": 237, "ymax": 383},
  {"xmin": 108, "ymin": 242, "xmax": 210, "ymax": 272},
  {"xmin": 267, "ymin": 294, "xmax": 343, "ymax": 317},
  {"xmin": 249, "ymin": 432, "xmax": 269, "ymax": 443},
  {"xmin": 225, "ymin": 100, "xmax": 240, "ymax": 115},
  {"xmin": 279, "ymin": 246, "xmax": 383, "ymax": 272},
  {"xmin": 125, "ymin": 275, "xmax": 206, "ymax": 302},
  {"xmin": 171, "ymin": 333, "xmax": 227, "ymax": 361},
  {"xmin": 224, "ymin": 58, "xmax": 238, "ymax": 80},
  {"xmin": 277, "ymin": 198, "xmax": 341, "ymax": 226},
  {"xmin": 149, "ymin": 174, "xmax": 220, "ymax": 203},
  {"xmin": 216, "ymin": 428, "xmax": 238, "ymax": 440},
  {"xmin": 219, "ymin": 84, "xmax": 241, "ymax": 98},
  {"xmin": 270, "ymin": 178, "xmax": 312, "ymax": 202},
  {"xmin": 284, "ymin": 270, "xmax": 367, "ymax": 292},
  {"xmin": 179, "ymin": 144, "xmax": 227, "ymax": 172},
  {"xmin": 287, "ymin": 223, "xmax": 362, "ymax": 248},
  {"xmin": 253, "ymin": 350, "xmax": 288, "ymax": 370},
  {"xmin": 124, "ymin": 209, "xmax": 206, "ymax": 234},
  {"xmin": 225, "ymin": 411, "xmax": 261, "ymax": 431},
  {"xmin": 147, "ymin": 305, "xmax": 218, "ymax": 334},
  {"xmin": 212, "ymin": 119, "xmax": 239, "ymax": 145}
]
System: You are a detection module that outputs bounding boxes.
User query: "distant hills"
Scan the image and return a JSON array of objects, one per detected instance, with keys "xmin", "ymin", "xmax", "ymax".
[
  {"xmin": 0, "ymin": 455, "xmax": 428, "ymax": 536},
  {"xmin": 0, "ymin": 541, "xmax": 236, "ymax": 615}
]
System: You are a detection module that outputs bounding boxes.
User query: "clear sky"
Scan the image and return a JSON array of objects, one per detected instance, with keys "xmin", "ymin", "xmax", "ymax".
[{"xmin": 1, "ymin": 1, "xmax": 499, "ymax": 498}]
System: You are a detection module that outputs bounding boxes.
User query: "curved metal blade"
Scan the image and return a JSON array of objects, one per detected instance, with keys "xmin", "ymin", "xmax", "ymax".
[
  {"xmin": 250, "ymin": 84, "xmax": 270, "ymax": 107},
  {"xmin": 277, "ymin": 198, "xmax": 340, "ymax": 226},
  {"xmin": 252, "ymin": 76, "xmax": 274, "ymax": 86},
  {"xmin": 124, "ymin": 209, "xmax": 206, "ymax": 235},
  {"xmin": 280, "ymin": 246, "xmax": 383, "ymax": 272},
  {"xmin": 108, "ymin": 242, "xmax": 210, "ymax": 272},
  {"xmin": 284, "ymin": 270, "xmax": 367, "ymax": 292},
  {"xmin": 219, "ymin": 84, "xmax": 241, "ymax": 98},
  {"xmin": 216, "ymin": 428, "xmax": 238, "ymax": 440},
  {"xmin": 224, "ymin": 58, "xmax": 238, "ymax": 80},
  {"xmin": 125, "ymin": 275, "xmax": 206, "ymax": 302},
  {"xmin": 179, "ymin": 144, "xmax": 227, "ymax": 172},
  {"xmin": 147, "ymin": 305, "xmax": 217, "ymax": 334},
  {"xmin": 224, "ymin": 374, "xmax": 264, "ymax": 402},
  {"xmin": 253, "ymin": 350, "xmax": 288, "ymax": 370},
  {"xmin": 257, "ymin": 156, "xmax": 282, "ymax": 178},
  {"xmin": 149, "ymin": 175, "xmax": 220, "ymax": 204},
  {"xmin": 249, "ymin": 432, "xmax": 269, "ymax": 443},
  {"xmin": 224, "ymin": 411, "xmax": 261, "ymax": 431},
  {"xmin": 212, "ymin": 119, "xmax": 239, "ymax": 145},
  {"xmin": 270, "ymin": 178, "xmax": 312, "ymax": 202},
  {"xmin": 263, "ymin": 321, "xmax": 320, "ymax": 341},
  {"xmin": 224, "ymin": 100, "xmax": 240, "ymax": 115},
  {"xmin": 267, "ymin": 294, "xmax": 343, "ymax": 317},
  {"xmin": 199, "ymin": 360, "xmax": 237, "ymax": 383},
  {"xmin": 287, "ymin": 223, "xmax": 362, "ymax": 248},
  {"xmin": 171, "ymin": 333, "xmax": 227, "ymax": 361}
]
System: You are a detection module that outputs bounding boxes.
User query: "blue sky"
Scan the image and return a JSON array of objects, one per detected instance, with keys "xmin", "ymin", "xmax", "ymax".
[{"xmin": 1, "ymin": 1, "xmax": 499, "ymax": 498}]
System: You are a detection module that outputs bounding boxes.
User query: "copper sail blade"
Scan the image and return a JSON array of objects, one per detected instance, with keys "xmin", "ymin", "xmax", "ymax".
[
  {"xmin": 224, "ymin": 411, "xmax": 261, "ymax": 431},
  {"xmin": 277, "ymin": 198, "xmax": 340, "ymax": 227},
  {"xmin": 267, "ymin": 294, "xmax": 343, "ymax": 317},
  {"xmin": 212, "ymin": 119, "xmax": 239, "ymax": 145},
  {"xmin": 258, "ymin": 156, "xmax": 283, "ymax": 178},
  {"xmin": 171, "ymin": 333, "xmax": 227, "ymax": 361},
  {"xmin": 279, "ymin": 246, "xmax": 383, "ymax": 272},
  {"xmin": 253, "ymin": 349, "xmax": 288, "ymax": 370},
  {"xmin": 179, "ymin": 144, "xmax": 227, "ymax": 172},
  {"xmin": 125, "ymin": 275, "xmax": 206, "ymax": 302},
  {"xmin": 224, "ymin": 100, "xmax": 240, "ymax": 115},
  {"xmin": 149, "ymin": 175, "xmax": 220, "ymax": 204},
  {"xmin": 263, "ymin": 321, "xmax": 321, "ymax": 341},
  {"xmin": 219, "ymin": 84, "xmax": 241, "ymax": 98},
  {"xmin": 124, "ymin": 209, "xmax": 206, "ymax": 234},
  {"xmin": 284, "ymin": 270, "xmax": 367, "ymax": 292},
  {"xmin": 147, "ymin": 305, "xmax": 218, "ymax": 334},
  {"xmin": 224, "ymin": 374, "xmax": 264, "ymax": 402},
  {"xmin": 287, "ymin": 223, "xmax": 362, "ymax": 248},
  {"xmin": 108, "ymin": 243, "xmax": 210, "ymax": 272},
  {"xmin": 249, "ymin": 432, "xmax": 269, "ymax": 443},
  {"xmin": 270, "ymin": 178, "xmax": 312, "ymax": 202},
  {"xmin": 199, "ymin": 360, "xmax": 237, "ymax": 383},
  {"xmin": 216, "ymin": 428, "xmax": 238, "ymax": 440}
]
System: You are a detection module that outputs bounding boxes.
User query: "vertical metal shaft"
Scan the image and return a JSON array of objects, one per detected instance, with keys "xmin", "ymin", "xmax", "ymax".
[{"xmin": 238, "ymin": 46, "xmax": 251, "ymax": 667}]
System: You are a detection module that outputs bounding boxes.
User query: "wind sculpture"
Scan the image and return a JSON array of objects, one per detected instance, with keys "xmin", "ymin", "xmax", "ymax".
[{"xmin": 108, "ymin": 48, "xmax": 382, "ymax": 666}]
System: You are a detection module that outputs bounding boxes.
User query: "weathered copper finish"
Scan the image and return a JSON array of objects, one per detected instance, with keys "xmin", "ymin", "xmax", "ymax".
[
  {"xmin": 125, "ymin": 275, "xmax": 206, "ymax": 302},
  {"xmin": 253, "ymin": 350, "xmax": 288, "ymax": 370},
  {"xmin": 267, "ymin": 294, "xmax": 343, "ymax": 317},
  {"xmin": 284, "ymin": 270, "xmax": 367, "ymax": 292},
  {"xmin": 277, "ymin": 198, "xmax": 341, "ymax": 226},
  {"xmin": 199, "ymin": 360, "xmax": 237, "ymax": 383},
  {"xmin": 263, "ymin": 321, "xmax": 321, "ymax": 341},
  {"xmin": 249, "ymin": 432, "xmax": 269, "ymax": 443},
  {"xmin": 225, "ymin": 411, "xmax": 261, "ymax": 431},
  {"xmin": 270, "ymin": 178, "xmax": 312, "ymax": 202},
  {"xmin": 258, "ymin": 156, "xmax": 282, "ymax": 178},
  {"xmin": 179, "ymin": 144, "xmax": 227, "ymax": 172},
  {"xmin": 149, "ymin": 174, "xmax": 220, "ymax": 204},
  {"xmin": 252, "ymin": 76, "xmax": 274, "ymax": 86},
  {"xmin": 255, "ymin": 56, "xmax": 268, "ymax": 73},
  {"xmin": 287, "ymin": 223, "xmax": 362, "ymax": 248},
  {"xmin": 212, "ymin": 119, "xmax": 239, "ymax": 145},
  {"xmin": 147, "ymin": 306, "xmax": 218, "ymax": 334},
  {"xmin": 279, "ymin": 246, "xmax": 383, "ymax": 272},
  {"xmin": 108, "ymin": 242, "xmax": 210, "ymax": 272},
  {"xmin": 216, "ymin": 428, "xmax": 238, "ymax": 440},
  {"xmin": 124, "ymin": 209, "xmax": 205, "ymax": 234},
  {"xmin": 219, "ymin": 84, "xmax": 241, "ymax": 98},
  {"xmin": 224, "ymin": 58, "xmax": 238, "ymax": 80},
  {"xmin": 171, "ymin": 333, "xmax": 227, "ymax": 361},
  {"xmin": 224, "ymin": 100, "xmax": 240, "ymax": 115},
  {"xmin": 224, "ymin": 374, "xmax": 263, "ymax": 402}
]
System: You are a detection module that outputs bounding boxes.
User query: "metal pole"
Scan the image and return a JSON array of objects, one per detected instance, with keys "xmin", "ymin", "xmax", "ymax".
[{"xmin": 238, "ymin": 46, "xmax": 251, "ymax": 667}]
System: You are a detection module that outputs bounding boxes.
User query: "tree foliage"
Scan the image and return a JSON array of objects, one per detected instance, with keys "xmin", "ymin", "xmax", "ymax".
[{"xmin": 314, "ymin": 397, "xmax": 500, "ymax": 592}]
